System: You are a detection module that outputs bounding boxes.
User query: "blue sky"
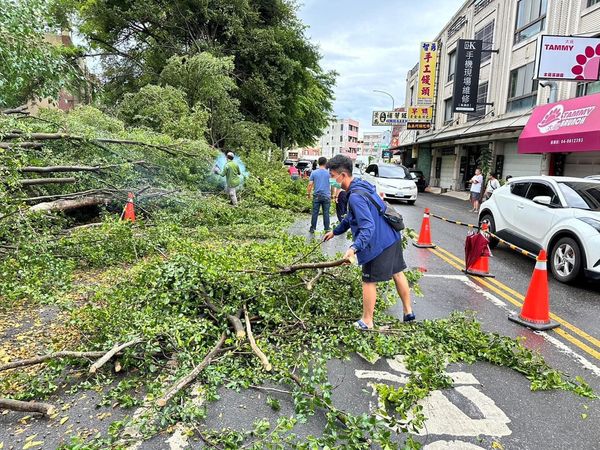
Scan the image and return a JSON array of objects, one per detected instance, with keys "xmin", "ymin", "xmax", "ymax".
[{"xmin": 297, "ymin": 0, "xmax": 465, "ymax": 135}]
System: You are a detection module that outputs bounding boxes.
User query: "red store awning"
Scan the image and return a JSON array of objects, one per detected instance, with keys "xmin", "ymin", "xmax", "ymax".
[{"xmin": 518, "ymin": 92, "xmax": 600, "ymax": 154}]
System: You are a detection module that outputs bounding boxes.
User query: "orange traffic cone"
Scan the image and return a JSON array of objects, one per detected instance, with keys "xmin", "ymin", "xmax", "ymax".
[
  {"xmin": 122, "ymin": 192, "xmax": 135, "ymax": 222},
  {"xmin": 508, "ymin": 250, "xmax": 559, "ymax": 331},
  {"xmin": 464, "ymin": 223, "xmax": 495, "ymax": 278},
  {"xmin": 413, "ymin": 208, "xmax": 436, "ymax": 248}
]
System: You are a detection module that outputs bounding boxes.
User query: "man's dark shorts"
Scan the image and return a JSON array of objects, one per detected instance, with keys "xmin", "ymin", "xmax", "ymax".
[{"xmin": 361, "ymin": 239, "xmax": 407, "ymax": 283}]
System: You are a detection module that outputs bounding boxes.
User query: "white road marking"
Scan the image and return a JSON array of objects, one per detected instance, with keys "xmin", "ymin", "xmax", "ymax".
[
  {"xmin": 423, "ymin": 440, "xmax": 486, "ymax": 449},
  {"xmin": 424, "ymin": 274, "xmax": 470, "ymax": 281}
]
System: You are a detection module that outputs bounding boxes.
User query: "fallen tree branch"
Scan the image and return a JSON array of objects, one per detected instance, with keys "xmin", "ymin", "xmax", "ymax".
[
  {"xmin": 1, "ymin": 105, "xmax": 28, "ymax": 115},
  {"xmin": 0, "ymin": 398, "xmax": 55, "ymax": 416},
  {"xmin": 203, "ymin": 300, "xmax": 246, "ymax": 340},
  {"xmin": 243, "ymin": 305, "xmax": 272, "ymax": 372},
  {"xmin": 306, "ymin": 269, "xmax": 324, "ymax": 291},
  {"xmin": 0, "ymin": 142, "xmax": 43, "ymax": 149},
  {"xmin": 156, "ymin": 332, "xmax": 227, "ymax": 408},
  {"xmin": 89, "ymin": 337, "xmax": 144, "ymax": 373},
  {"xmin": 14, "ymin": 161, "xmax": 146, "ymax": 173},
  {"xmin": 14, "ymin": 188, "xmax": 115, "ymax": 203},
  {"xmin": 18, "ymin": 177, "xmax": 77, "ymax": 186},
  {"xmin": 0, "ymin": 350, "xmax": 107, "ymax": 373},
  {"xmin": 29, "ymin": 196, "xmax": 109, "ymax": 213},
  {"xmin": 280, "ymin": 258, "xmax": 350, "ymax": 274}
]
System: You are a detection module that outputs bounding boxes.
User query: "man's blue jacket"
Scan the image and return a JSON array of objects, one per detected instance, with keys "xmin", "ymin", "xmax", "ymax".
[{"xmin": 332, "ymin": 178, "xmax": 400, "ymax": 265}]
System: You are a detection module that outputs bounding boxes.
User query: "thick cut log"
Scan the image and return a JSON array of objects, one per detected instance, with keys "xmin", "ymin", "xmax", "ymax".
[
  {"xmin": 243, "ymin": 306, "xmax": 272, "ymax": 371},
  {"xmin": 0, "ymin": 398, "xmax": 55, "ymax": 416},
  {"xmin": 29, "ymin": 196, "xmax": 109, "ymax": 213},
  {"xmin": 89, "ymin": 338, "xmax": 144, "ymax": 373},
  {"xmin": 280, "ymin": 258, "xmax": 350, "ymax": 274},
  {"xmin": 0, "ymin": 350, "xmax": 107, "ymax": 373},
  {"xmin": 156, "ymin": 332, "xmax": 226, "ymax": 407},
  {"xmin": 18, "ymin": 177, "xmax": 77, "ymax": 186}
]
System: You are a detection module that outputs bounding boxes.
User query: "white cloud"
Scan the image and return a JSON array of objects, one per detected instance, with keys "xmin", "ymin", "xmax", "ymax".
[{"xmin": 298, "ymin": 0, "xmax": 464, "ymax": 135}]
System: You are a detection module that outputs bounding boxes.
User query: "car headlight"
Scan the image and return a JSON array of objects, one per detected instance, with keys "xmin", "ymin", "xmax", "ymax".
[{"xmin": 578, "ymin": 217, "xmax": 600, "ymax": 232}]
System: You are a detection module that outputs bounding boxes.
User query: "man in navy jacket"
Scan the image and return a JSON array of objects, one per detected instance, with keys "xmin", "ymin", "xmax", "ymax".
[{"xmin": 323, "ymin": 155, "xmax": 414, "ymax": 329}]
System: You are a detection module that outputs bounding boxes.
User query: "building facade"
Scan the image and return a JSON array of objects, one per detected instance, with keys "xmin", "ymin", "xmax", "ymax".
[
  {"xmin": 317, "ymin": 117, "xmax": 360, "ymax": 159},
  {"xmin": 403, "ymin": 0, "xmax": 600, "ymax": 190}
]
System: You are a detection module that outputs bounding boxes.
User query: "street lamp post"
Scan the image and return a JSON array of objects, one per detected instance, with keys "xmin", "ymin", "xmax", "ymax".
[{"xmin": 373, "ymin": 90, "xmax": 396, "ymax": 161}]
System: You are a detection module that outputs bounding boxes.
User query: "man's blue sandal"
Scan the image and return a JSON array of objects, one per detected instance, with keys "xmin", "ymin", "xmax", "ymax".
[
  {"xmin": 403, "ymin": 313, "xmax": 416, "ymax": 322},
  {"xmin": 354, "ymin": 319, "xmax": 371, "ymax": 330}
]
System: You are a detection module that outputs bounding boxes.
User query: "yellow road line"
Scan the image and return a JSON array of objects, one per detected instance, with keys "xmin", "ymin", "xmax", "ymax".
[
  {"xmin": 426, "ymin": 246, "xmax": 600, "ymax": 362},
  {"xmin": 433, "ymin": 245, "xmax": 600, "ymax": 351}
]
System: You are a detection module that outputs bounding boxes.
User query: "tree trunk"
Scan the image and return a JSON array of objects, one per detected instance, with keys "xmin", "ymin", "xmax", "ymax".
[{"xmin": 29, "ymin": 196, "xmax": 109, "ymax": 213}]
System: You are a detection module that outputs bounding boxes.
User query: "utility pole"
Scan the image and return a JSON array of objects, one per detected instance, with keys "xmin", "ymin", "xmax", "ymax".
[{"xmin": 373, "ymin": 90, "xmax": 396, "ymax": 162}]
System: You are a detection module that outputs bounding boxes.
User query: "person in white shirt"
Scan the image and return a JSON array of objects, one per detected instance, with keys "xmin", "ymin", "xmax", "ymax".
[
  {"xmin": 483, "ymin": 173, "xmax": 500, "ymax": 202},
  {"xmin": 469, "ymin": 168, "xmax": 484, "ymax": 213}
]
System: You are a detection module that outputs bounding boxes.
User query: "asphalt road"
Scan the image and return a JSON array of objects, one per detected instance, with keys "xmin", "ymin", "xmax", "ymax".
[{"xmin": 3, "ymin": 193, "xmax": 600, "ymax": 449}]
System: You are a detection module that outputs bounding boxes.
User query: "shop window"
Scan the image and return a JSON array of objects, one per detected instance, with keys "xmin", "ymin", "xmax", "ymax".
[
  {"xmin": 576, "ymin": 81, "xmax": 600, "ymax": 97},
  {"xmin": 474, "ymin": 21, "xmax": 495, "ymax": 63},
  {"xmin": 448, "ymin": 50, "xmax": 457, "ymax": 81},
  {"xmin": 507, "ymin": 62, "xmax": 538, "ymax": 112},
  {"xmin": 467, "ymin": 82, "xmax": 489, "ymax": 121},
  {"xmin": 444, "ymin": 98, "xmax": 454, "ymax": 124},
  {"xmin": 514, "ymin": 0, "xmax": 547, "ymax": 44}
]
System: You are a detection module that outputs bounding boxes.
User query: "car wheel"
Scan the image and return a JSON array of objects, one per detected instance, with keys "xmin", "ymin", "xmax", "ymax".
[
  {"xmin": 406, "ymin": 200, "xmax": 416, "ymax": 205},
  {"xmin": 479, "ymin": 213, "xmax": 498, "ymax": 249},
  {"xmin": 550, "ymin": 237, "xmax": 582, "ymax": 284}
]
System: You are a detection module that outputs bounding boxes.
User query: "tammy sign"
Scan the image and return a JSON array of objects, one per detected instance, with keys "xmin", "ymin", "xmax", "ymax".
[
  {"xmin": 536, "ymin": 35, "xmax": 600, "ymax": 81},
  {"xmin": 518, "ymin": 93, "xmax": 600, "ymax": 154}
]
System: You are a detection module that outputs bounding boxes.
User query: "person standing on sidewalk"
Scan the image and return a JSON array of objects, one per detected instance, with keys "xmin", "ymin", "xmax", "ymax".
[
  {"xmin": 323, "ymin": 154, "xmax": 415, "ymax": 329},
  {"xmin": 469, "ymin": 168, "xmax": 484, "ymax": 213},
  {"xmin": 307, "ymin": 157, "xmax": 331, "ymax": 233},
  {"xmin": 216, "ymin": 152, "xmax": 242, "ymax": 206},
  {"xmin": 483, "ymin": 173, "xmax": 500, "ymax": 201}
]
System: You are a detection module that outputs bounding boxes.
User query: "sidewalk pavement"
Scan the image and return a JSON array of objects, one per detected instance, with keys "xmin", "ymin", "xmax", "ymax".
[{"xmin": 426, "ymin": 188, "xmax": 470, "ymax": 201}]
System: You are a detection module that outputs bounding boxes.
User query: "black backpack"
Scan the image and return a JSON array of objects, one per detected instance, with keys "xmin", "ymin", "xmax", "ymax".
[{"xmin": 348, "ymin": 190, "xmax": 405, "ymax": 232}]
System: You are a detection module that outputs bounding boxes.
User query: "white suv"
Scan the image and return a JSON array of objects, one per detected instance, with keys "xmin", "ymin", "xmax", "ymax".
[
  {"xmin": 479, "ymin": 176, "xmax": 600, "ymax": 283},
  {"xmin": 361, "ymin": 163, "xmax": 418, "ymax": 204}
]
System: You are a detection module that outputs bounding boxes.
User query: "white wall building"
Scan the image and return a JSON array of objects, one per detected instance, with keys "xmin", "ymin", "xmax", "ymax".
[
  {"xmin": 402, "ymin": 0, "xmax": 600, "ymax": 190},
  {"xmin": 317, "ymin": 117, "xmax": 360, "ymax": 159}
]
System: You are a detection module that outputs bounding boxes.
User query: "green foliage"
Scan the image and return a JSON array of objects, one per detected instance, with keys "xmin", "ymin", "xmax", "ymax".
[
  {"xmin": 67, "ymin": 0, "xmax": 335, "ymax": 146},
  {"xmin": 0, "ymin": 0, "xmax": 71, "ymax": 106}
]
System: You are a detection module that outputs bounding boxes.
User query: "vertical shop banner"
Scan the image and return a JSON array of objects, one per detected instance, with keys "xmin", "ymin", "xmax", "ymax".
[
  {"xmin": 452, "ymin": 39, "xmax": 483, "ymax": 113},
  {"xmin": 417, "ymin": 42, "xmax": 439, "ymax": 106}
]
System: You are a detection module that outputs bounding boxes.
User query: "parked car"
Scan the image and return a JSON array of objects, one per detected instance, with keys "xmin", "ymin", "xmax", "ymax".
[
  {"xmin": 361, "ymin": 163, "xmax": 418, "ymax": 204},
  {"xmin": 283, "ymin": 159, "xmax": 294, "ymax": 167},
  {"xmin": 296, "ymin": 160, "xmax": 313, "ymax": 176},
  {"xmin": 585, "ymin": 175, "xmax": 600, "ymax": 181},
  {"xmin": 479, "ymin": 176, "xmax": 600, "ymax": 283},
  {"xmin": 409, "ymin": 169, "xmax": 428, "ymax": 192}
]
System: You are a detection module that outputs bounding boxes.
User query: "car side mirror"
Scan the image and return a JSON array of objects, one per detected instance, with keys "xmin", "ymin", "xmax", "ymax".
[{"xmin": 532, "ymin": 195, "xmax": 552, "ymax": 206}]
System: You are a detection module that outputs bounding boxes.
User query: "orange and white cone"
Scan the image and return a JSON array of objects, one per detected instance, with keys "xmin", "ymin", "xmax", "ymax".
[
  {"xmin": 413, "ymin": 208, "xmax": 436, "ymax": 248},
  {"xmin": 508, "ymin": 250, "xmax": 559, "ymax": 331},
  {"xmin": 464, "ymin": 223, "xmax": 494, "ymax": 278},
  {"xmin": 122, "ymin": 192, "xmax": 136, "ymax": 222}
]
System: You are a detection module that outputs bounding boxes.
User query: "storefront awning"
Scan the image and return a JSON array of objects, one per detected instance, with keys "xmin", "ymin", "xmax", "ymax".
[{"xmin": 518, "ymin": 93, "xmax": 600, "ymax": 154}]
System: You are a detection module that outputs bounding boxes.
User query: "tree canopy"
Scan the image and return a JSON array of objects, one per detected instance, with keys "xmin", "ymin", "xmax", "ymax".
[{"xmin": 69, "ymin": 0, "xmax": 336, "ymax": 147}]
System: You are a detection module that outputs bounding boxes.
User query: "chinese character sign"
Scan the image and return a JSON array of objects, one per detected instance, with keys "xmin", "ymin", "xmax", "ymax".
[
  {"xmin": 408, "ymin": 106, "xmax": 433, "ymax": 121},
  {"xmin": 452, "ymin": 39, "xmax": 483, "ymax": 113},
  {"xmin": 537, "ymin": 35, "xmax": 600, "ymax": 81},
  {"xmin": 372, "ymin": 109, "xmax": 408, "ymax": 126},
  {"xmin": 417, "ymin": 42, "xmax": 439, "ymax": 106}
]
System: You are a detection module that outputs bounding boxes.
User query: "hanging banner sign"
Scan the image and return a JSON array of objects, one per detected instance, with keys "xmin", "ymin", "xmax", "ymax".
[
  {"xmin": 452, "ymin": 39, "xmax": 483, "ymax": 113},
  {"xmin": 536, "ymin": 35, "xmax": 600, "ymax": 81},
  {"xmin": 417, "ymin": 42, "xmax": 439, "ymax": 106},
  {"xmin": 408, "ymin": 106, "xmax": 433, "ymax": 121},
  {"xmin": 407, "ymin": 122, "xmax": 432, "ymax": 130},
  {"xmin": 372, "ymin": 109, "xmax": 408, "ymax": 126}
]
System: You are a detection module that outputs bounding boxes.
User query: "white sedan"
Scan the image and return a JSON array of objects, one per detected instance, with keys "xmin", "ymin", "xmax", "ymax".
[
  {"xmin": 479, "ymin": 176, "xmax": 600, "ymax": 283},
  {"xmin": 360, "ymin": 163, "xmax": 418, "ymax": 205}
]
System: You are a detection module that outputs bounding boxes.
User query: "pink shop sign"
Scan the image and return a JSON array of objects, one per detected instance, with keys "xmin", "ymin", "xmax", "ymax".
[{"xmin": 518, "ymin": 93, "xmax": 600, "ymax": 154}]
